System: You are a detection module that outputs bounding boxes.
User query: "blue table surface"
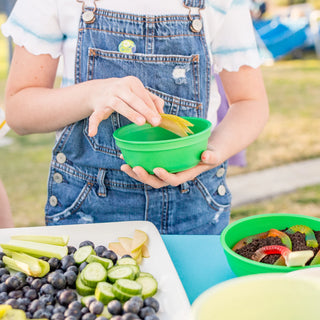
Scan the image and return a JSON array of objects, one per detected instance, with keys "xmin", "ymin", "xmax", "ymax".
[{"xmin": 162, "ymin": 235, "xmax": 236, "ymax": 304}]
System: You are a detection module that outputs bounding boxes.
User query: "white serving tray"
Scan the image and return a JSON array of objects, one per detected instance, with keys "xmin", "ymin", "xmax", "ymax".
[{"xmin": 0, "ymin": 221, "xmax": 191, "ymax": 319}]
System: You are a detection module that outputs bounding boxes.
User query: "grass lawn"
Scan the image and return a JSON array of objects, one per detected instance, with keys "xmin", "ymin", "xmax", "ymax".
[{"xmin": 0, "ymin": 13, "xmax": 319, "ymax": 226}]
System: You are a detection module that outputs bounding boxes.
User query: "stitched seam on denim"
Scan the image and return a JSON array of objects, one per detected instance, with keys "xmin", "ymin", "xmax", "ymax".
[
  {"xmin": 75, "ymin": 26, "xmax": 83, "ymax": 85},
  {"xmin": 146, "ymin": 87, "xmax": 202, "ymax": 109},
  {"xmin": 144, "ymin": 186, "xmax": 149, "ymax": 221},
  {"xmin": 194, "ymin": 177, "xmax": 231, "ymax": 210},
  {"xmin": 92, "ymin": 50, "xmax": 197, "ymax": 63},
  {"xmin": 199, "ymin": 32, "xmax": 211, "ymax": 118},
  {"xmin": 104, "ymin": 180, "xmax": 144, "ymax": 190},
  {"xmin": 87, "ymin": 48, "xmax": 95, "ymax": 80},
  {"xmin": 46, "ymin": 182, "xmax": 94, "ymax": 221},
  {"xmin": 53, "ymin": 123, "xmax": 75, "ymax": 153},
  {"xmin": 191, "ymin": 56, "xmax": 199, "ymax": 102},
  {"xmin": 79, "ymin": 28, "xmax": 200, "ymax": 38}
]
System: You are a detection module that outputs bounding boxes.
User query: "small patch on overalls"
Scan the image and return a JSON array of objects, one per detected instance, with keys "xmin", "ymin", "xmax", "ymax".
[
  {"xmin": 172, "ymin": 66, "xmax": 189, "ymax": 84},
  {"xmin": 118, "ymin": 40, "xmax": 136, "ymax": 53}
]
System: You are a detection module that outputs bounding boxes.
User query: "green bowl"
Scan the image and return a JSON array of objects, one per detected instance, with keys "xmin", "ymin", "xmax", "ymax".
[
  {"xmin": 113, "ymin": 117, "xmax": 212, "ymax": 174},
  {"xmin": 221, "ymin": 213, "xmax": 320, "ymax": 276}
]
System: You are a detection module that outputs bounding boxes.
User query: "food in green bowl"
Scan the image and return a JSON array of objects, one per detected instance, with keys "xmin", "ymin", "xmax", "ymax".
[
  {"xmin": 113, "ymin": 117, "xmax": 212, "ymax": 174},
  {"xmin": 220, "ymin": 213, "xmax": 320, "ymax": 276}
]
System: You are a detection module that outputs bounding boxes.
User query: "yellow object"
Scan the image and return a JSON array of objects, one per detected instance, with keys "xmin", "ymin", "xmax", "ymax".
[
  {"xmin": 158, "ymin": 113, "xmax": 194, "ymax": 137},
  {"xmin": 0, "ymin": 305, "xmax": 12, "ymax": 318}
]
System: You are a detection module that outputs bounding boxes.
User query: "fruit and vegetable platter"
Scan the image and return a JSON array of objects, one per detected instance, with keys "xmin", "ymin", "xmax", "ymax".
[
  {"xmin": 233, "ymin": 224, "xmax": 320, "ymax": 267},
  {"xmin": 0, "ymin": 221, "xmax": 189, "ymax": 320}
]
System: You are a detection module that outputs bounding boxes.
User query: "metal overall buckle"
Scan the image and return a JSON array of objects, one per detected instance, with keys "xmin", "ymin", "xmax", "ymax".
[
  {"xmin": 77, "ymin": 0, "xmax": 99, "ymax": 24},
  {"xmin": 183, "ymin": 3, "xmax": 204, "ymax": 33}
]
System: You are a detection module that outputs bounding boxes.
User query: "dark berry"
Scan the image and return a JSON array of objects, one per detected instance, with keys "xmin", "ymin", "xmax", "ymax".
[
  {"xmin": 66, "ymin": 265, "xmax": 78, "ymax": 274},
  {"xmin": 8, "ymin": 289, "xmax": 23, "ymax": 299},
  {"xmin": 64, "ymin": 270, "xmax": 77, "ymax": 288},
  {"xmin": 31, "ymin": 278, "xmax": 42, "ymax": 291},
  {"xmin": 40, "ymin": 283, "xmax": 55, "ymax": 295},
  {"xmin": 139, "ymin": 306, "xmax": 155, "ymax": 319},
  {"xmin": 47, "ymin": 272, "xmax": 67, "ymax": 290},
  {"xmin": 51, "ymin": 313, "xmax": 65, "ymax": 320},
  {"xmin": 5, "ymin": 298, "xmax": 19, "ymax": 309},
  {"xmin": 5, "ymin": 276, "xmax": 21, "ymax": 290},
  {"xmin": 0, "ymin": 283, "xmax": 8, "ymax": 293},
  {"xmin": 24, "ymin": 288, "xmax": 37, "ymax": 300},
  {"xmin": 94, "ymin": 245, "xmax": 107, "ymax": 257},
  {"xmin": 79, "ymin": 262, "xmax": 88, "ymax": 273},
  {"xmin": 48, "ymin": 257, "xmax": 61, "ymax": 271},
  {"xmin": 0, "ymin": 268, "xmax": 10, "ymax": 277},
  {"xmin": 67, "ymin": 246, "xmax": 77, "ymax": 255},
  {"xmin": 107, "ymin": 300, "xmax": 123, "ymax": 315},
  {"xmin": 60, "ymin": 255, "xmax": 76, "ymax": 271},
  {"xmin": 57, "ymin": 289, "xmax": 78, "ymax": 306},
  {"xmin": 84, "ymin": 296, "xmax": 96, "ymax": 308},
  {"xmin": 101, "ymin": 250, "xmax": 117, "ymax": 265},
  {"xmin": 82, "ymin": 313, "xmax": 96, "ymax": 320},
  {"xmin": 122, "ymin": 313, "xmax": 140, "ymax": 320},
  {"xmin": 143, "ymin": 297, "xmax": 160, "ymax": 313},
  {"xmin": 89, "ymin": 300, "xmax": 104, "ymax": 315},
  {"xmin": 145, "ymin": 315, "xmax": 160, "ymax": 320},
  {"xmin": 123, "ymin": 298, "xmax": 141, "ymax": 314},
  {"xmin": 79, "ymin": 240, "xmax": 95, "ymax": 249}
]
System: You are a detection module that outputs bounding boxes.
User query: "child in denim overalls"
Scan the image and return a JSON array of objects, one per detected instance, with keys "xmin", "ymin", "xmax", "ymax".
[{"xmin": 3, "ymin": 0, "xmax": 269, "ymax": 234}]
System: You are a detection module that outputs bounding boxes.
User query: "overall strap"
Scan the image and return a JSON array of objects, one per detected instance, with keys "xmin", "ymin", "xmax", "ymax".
[{"xmin": 183, "ymin": 0, "xmax": 205, "ymax": 9}]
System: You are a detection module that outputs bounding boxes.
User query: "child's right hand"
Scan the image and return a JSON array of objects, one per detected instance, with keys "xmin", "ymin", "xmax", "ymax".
[{"xmin": 87, "ymin": 76, "xmax": 164, "ymax": 137}]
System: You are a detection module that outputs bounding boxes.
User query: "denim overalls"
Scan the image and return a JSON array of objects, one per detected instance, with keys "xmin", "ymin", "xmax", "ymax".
[{"xmin": 45, "ymin": 0, "xmax": 232, "ymax": 234}]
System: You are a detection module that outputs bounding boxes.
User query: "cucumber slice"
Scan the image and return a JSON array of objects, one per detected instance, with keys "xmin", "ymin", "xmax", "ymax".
[
  {"xmin": 138, "ymin": 272, "xmax": 154, "ymax": 278},
  {"xmin": 86, "ymin": 255, "xmax": 113, "ymax": 269},
  {"xmin": 136, "ymin": 276, "xmax": 158, "ymax": 299},
  {"xmin": 81, "ymin": 262, "xmax": 108, "ymax": 288},
  {"xmin": 76, "ymin": 275, "xmax": 95, "ymax": 296},
  {"xmin": 114, "ymin": 279, "xmax": 142, "ymax": 295},
  {"xmin": 112, "ymin": 285, "xmax": 140, "ymax": 302},
  {"xmin": 1, "ymin": 309, "xmax": 26, "ymax": 320},
  {"xmin": 117, "ymin": 257, "xmax": 138, "ymax": 266},
  {"xmin": 95, "ymin": 282, "xmax": 115, "ymax": 304},
  {"xmin": 128, "ymin": 265, "xmax": 140, "ymax": 279},
  {"xmin": 107, "ymin": 265, "xmax": 135, "ymax": 284},
  {"xmin": 10, "ymin": 235, "xmax": 69, "ymax": 246},
  {"xmin": 74, "ymin": 246, "xmax": 96, "ymax": 264}
]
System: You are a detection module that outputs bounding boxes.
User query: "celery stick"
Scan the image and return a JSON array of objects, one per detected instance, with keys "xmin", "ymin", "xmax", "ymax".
[
  {"xmin": 2, "ymin": 256, "xmax": 37, "ymax": 276},
  {"xmin": 1, "ymin": 240, "xmax": 68, "ymax": 259},
  {"xmin": 10, "ymin": 235, "xmax": 69, "ymax": 246},
  {"xmin": 12, "ymin": 252, "xmax": 50, "ymax": 277}
]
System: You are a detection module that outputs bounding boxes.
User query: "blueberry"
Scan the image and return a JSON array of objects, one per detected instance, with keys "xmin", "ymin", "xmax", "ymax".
[
  {"xmin": 47, "ymin": 272, "xmax": 67, "ymax": 290},
  {"xmin": 89, "ymin": 300, "xmax": 104, "ymax": 315},
  {"xmin": 107, "ymin": 300, "xmax": 123, "ymax": 315},
  {"xmin": 66, "ymin": 265, "xmax": 78, "ymax": 274},
  {"xmin": 1, "ymin": 274, "xmax": 10, "ymax": 283},
  {"xmin": 39, "ymin": 256, "xmax": 50, "ymax": 262},
  {"xmin": 145, "ymin": 315, "xmax": 160, "ymax": 320},
  {"xmin": 60, "ymin": 255, "xmax": 76, "ymax": 271},
  {"xmin": 8, "ymin": 289, "xmax": 23, "ymax": 299},
  {"xmin": 96, "ymin": 317, "xmax": 108, "ymax": 320},
  {"xmin": 123, "ymin": 298, "xmax": 141, "ymax": 314},
  {"xmin": 69, "ymin": 300, "xmax": 82, "ymax": 310},
  {"xmin": 39, "ymin": 293, "xmax": 56, "ymax": 305},
  {"xmin": 110, "ymin": 316, "xmax": 122, "ymax": 320},
  {"xmin": 40, "ymin": 283, "xmax": 55, "ymax": 295},
  {"xmin": 57, "ymin": 289, "xmax": 78, "ymax": 306},
  {"xmin": 121, "ymin": 254, "xmax": 132, "ymax": 259},
  {"xmin": 64, "ymin": 270, "xmax": 77, "ymax": 288},
  {"xmin": 24, "ymin": 288, "xmax": 37, "ymax": 300},
  {"xmin": 53, "ymin": 305, "xmax": 66, "ymax": 314},
  {"xmin": 83, "ymin": 296, "xmax": 96, "ymax": 308},
  {"xmin": 81, "ymin": 306, "xmax": 89, "ymax": 314},
  {"xmin": 0, "ymin": 268, "xmax": 10, "ymax": 277},
  {"xmin": 28, "ymin": 299, "xmax": 46, "ymax": 313},
  {"xmin": 48, "ymin": 257, "xmax": 61, "ymax": 271},
  {"xmin": 82, "ymin": 313, "xmax": 96, "ymax": 320},
  {"xmin": 5, "ymin": 298, "xmax": 19, "ymax": 309},
  {"xmin": 101, "ymin": 250, "xmax": 117, "ymax": 265},
  {"xmin": 0, "ymin": 283, "xmax": 8, "ymax": 293},
  {"xmin": 79, "ymin": 262, "xmax": 88, "ymax": 273},
  {"xmin": 143, "ymin": 297, "xmax": 159, "ymax": 313},
  {"xmin": 94, "ymin": 245, "xmax": 108, "ymax": 257},
  {"xmin": 79, "ymin": 240, "xmax": 95, "ymax": 249},
  {"xmin": 0, "ymin": 252, "xmax": 6, "ymax": 260},
  {"xmin": 14, "ymin": 272, "xmax": 26, "ymax": 285},
  {"xmin": 31, "ymin": 278, "xmax": 43, "ymax": 291},
  {"xmin": 139, "ymin": 306, "xmax": 155, "ymax": 319},
  {"xmin": 51, "ymin": 313, "xmax": 65, "ymax": 320},
  {"xmin": 67, "ymin": 246, "xmax": 77, "ymax": 255},
  {"xmin": 122, "ymin": 313, "xmax": 140, "ymax": 320},
  {"xmin": 0, "ymin": 261, "xmax": 4, "ymax": 268},
  {"xmin": 65, "ymin": 316, "xmax": 78, "ymax": 320},
  {"xmin": 64, "ymin": 307, "xmax": 82, "ymax": 318},
  {"xmin": 5, "ymin": 276, "xmax": 21, "ymax": 291},
  {"xmin": 26, "ymin": 276, "xmax": 34, "ymax": 285},
  {"xmin": 0, "ymin": 292, "xmax": 8, "ymax": 303}
]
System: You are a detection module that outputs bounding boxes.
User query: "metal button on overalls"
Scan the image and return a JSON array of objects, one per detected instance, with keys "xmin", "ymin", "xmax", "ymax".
[
  {"xmin": 49, "ymin": 195, "xmax": 58, "ymax": 207},
  {"xmin": 216, "ymin": 167, "xmax": 225, "ymax": 178},
  {"xmin": 217, "ymin": 185, "xmax": 226, "ymax": 196},
  {"xmin": 53, "ymin": 173, "xmax": 63, "ymax": 184},
  {"xmin": 56, "ymin": 153, "xmax": 66, "ymax": 164}
]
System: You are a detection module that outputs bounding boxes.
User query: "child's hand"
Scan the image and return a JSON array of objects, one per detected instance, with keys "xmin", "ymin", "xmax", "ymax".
[
  {"xmin": 87, "ymin": 76, "xmax": 164, "ymax": 137},
  {"xmin": 120, "ymin": 146, "xmax": 222, "ymax": 188}
]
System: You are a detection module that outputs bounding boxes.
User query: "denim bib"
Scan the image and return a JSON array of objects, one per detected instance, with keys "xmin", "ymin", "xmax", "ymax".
[{"xmin": 45, "ymin": 0, "xmax": 231, "ymax": 234}]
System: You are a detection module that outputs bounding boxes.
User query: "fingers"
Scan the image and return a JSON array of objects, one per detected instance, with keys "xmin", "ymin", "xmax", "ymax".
[
  {"xmin": 88, "ymin": 107, "xmax": 113, "ymax": 137},
  {"xmin": 148, "ymin": 91, "xmax": 164, "ymax": 114},
  {"xmin": 121, "ymin": 165, "xmax": 169, "ymax": 189}
]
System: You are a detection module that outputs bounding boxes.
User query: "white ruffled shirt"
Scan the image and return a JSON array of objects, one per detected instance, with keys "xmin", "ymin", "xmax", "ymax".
[{"xmin": 1, "ymin": 0, "xmax": 261, "ymax": 126}]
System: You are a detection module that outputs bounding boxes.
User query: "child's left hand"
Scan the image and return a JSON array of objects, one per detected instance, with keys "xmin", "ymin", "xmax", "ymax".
[{"xmin": 120, "ymin": 147, "xmax": 222, "ymax": 188}]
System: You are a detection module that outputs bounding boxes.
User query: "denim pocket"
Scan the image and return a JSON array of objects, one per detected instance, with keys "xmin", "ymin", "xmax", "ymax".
[
  {"xmin": 84, "ymin": 48, "xmax": 202, "ymax": 156},
  {"xmin": 46, "ymin": 168, "xmax": 95, "ymax": 225}
]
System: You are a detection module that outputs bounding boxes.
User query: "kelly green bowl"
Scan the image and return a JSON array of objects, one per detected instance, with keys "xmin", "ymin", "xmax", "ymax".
[
  {"xmin": 113, "ymin": 117, "xmax": 212, "ymax": 174},
  {"xmin": 220, "ymin": 213, "xmax": 320, "ymax": 276}
]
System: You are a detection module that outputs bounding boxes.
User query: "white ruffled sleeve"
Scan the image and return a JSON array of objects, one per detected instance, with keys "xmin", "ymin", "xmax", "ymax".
[
  {"xmin": 1, "ymin": 0, "xmax": 64, "ymax": 58},
  {"xmin": 208, "ymin": 0, "xmax": 262, "ymax": 72}
]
